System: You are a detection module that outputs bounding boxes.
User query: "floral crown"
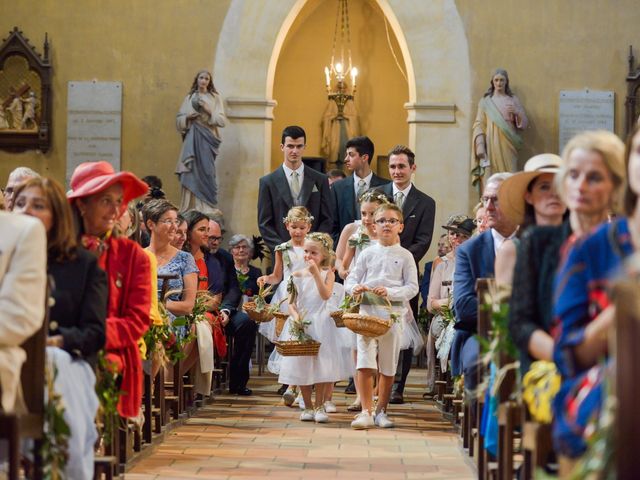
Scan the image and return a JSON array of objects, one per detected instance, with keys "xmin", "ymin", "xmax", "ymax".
[
  {"xmin": 358, "ymin": 189, "xmax": 391, "ymax": 205},
  {"xmin": 305, "ymin": 232, "xmax": 333, "ymax": 252},
  {"xmin": 282, "ymin": 212, "xmax": 315, "ymax": 224}
]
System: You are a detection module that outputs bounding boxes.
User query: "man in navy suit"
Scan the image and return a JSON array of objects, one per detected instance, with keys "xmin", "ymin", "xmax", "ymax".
[
  {"xmin": 380, "ymin": 145, "xmax": 436, "ymax": 403},
  {"xmin": 452, "ymin": 173, "xmax": 516, "ymax": 401},
  {"xmin": 331, "ymin": 136, "xmax": 389, "ymax": 241},
  {"xmin": 258, "ymin": 125, "xmax": 334, "ymax": 252}
]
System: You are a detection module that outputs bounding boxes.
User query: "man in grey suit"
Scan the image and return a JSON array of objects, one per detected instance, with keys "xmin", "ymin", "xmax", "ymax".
[
  {"xmin": 330, "ymin": 136, "xmax": 390, "ymax": 241},
  {"xmin": 257, "ymin": 125, "xmax": 334, "ymax": 252},
  {"xmin": 380, "ymin": 145, "xmax": 436, "ymax": 403}
]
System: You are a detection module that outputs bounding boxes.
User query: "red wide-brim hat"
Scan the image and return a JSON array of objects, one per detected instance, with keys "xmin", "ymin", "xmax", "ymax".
[{"xmin": 67, "ymin": 161, "xmax": 148, "ymax": 206}]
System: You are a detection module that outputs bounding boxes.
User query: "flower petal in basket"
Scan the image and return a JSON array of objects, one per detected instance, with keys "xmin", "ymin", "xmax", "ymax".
[
  {"xmin": 275, "ymin": 340, "xmax": 321, "ymax": 356},
  {"xmin": 242, "ymin": 301, "xmax": 274, "ymax": 323},
  {"xmin": 342, "ymin": 313, "xmax": 392, "ymax": 338}
]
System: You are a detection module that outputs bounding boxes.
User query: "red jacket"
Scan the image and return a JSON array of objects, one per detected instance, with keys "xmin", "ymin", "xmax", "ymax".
[{"xmin": 100, "ymin": 237, "xmax": 151, "ymax": 418}]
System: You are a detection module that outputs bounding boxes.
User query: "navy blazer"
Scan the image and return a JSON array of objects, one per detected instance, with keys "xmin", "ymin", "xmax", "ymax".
[
  {"xmin": 48, "ymin": 247, "xmax": 107, "ymax": 367},
  {"xmin": 381, "ymin": 183, "xmax": 436, "ymax": 265},
  {"xmin": 452, "ymin": 230, "xmax": 495, "ymax": 332},
  {"xmin": 331, "ymin": 173, "xmax": 390, "ymax": 241},
  {"xmin": 257, "ymin": 165, "xmax": 334, "ymax": 251},
  {"xmin": 204, "ymin": 248, "xmax": 241, "ymax": 314}
]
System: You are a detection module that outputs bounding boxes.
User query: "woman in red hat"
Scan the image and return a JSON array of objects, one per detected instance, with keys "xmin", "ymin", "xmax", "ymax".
[{"xmin": 68, "ymin": 161, "xmax": 151, "ymax": 419}]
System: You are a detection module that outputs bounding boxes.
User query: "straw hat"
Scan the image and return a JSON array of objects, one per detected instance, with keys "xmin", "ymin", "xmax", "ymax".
[
  {"xmin": 67, "ymin": 161, "xmax": 148, "ymax": 210},
  {"xmin": 498, "ymin": 154, "xmax": 562, "ymax": 226},
  {"xmin": 442, "ymin": 215, "xmax": 476, "ymax": 237}
]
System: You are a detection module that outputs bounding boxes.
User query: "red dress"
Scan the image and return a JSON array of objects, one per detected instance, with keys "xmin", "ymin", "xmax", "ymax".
[{"xmin": 195, "ymin": 257, "xmax": 227, "ymax": 357}]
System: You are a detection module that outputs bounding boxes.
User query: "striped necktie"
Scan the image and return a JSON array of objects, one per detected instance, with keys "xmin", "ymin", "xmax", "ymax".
[{"xmin": 395, "ymin": 191, "xmax": 405, "ymax": 209}]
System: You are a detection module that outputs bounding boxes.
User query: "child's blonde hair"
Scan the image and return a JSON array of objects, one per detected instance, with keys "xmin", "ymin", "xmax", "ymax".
[
  {"xmin": 358, "ymin": 188, "xmax": 391, "ymax": 205},
  {"xmin": 374, "ymin": 203, "xmax": 404, "ymax": 222},
  {"xmin": 305, "ymin": 232, "xmax": 335, "ymax": 267},
  {"xmin": 282, "ymin": 206, "xmax": 314, "ymax": 225}
]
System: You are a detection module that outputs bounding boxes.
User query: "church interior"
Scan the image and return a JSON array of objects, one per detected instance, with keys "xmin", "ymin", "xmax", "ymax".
[{"xmin": 1, "ymin": 0, "xmax": 639, "ymax": 478}]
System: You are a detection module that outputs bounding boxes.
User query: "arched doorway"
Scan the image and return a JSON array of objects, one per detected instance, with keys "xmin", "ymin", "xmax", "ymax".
[{"xmin": 213, "ymin": 0, "xmax": 471, "ymax": 259}]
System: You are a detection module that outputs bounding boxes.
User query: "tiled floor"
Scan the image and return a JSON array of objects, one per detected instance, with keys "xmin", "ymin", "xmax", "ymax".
[{"xmin": 127, "ymin": 369, "xmax": 474, "ymax": 479}]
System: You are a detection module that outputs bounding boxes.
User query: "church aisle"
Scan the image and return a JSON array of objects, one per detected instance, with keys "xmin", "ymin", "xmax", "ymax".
[{"xmin": 127, "ymin": 369, "xmax": 474, "ymax": 480}]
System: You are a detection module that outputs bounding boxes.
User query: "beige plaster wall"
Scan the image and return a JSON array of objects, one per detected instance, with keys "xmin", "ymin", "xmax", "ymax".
[
  {"xmin": 456, "ymin": 0, "xmax": 638, "ymax": 166},
  {"xmin": 0, "ymin": 0, "xmax": 231, "ymax": 203},
  {"xmin": 271, "ymin": 0, "xmax": 409, "ymax": 173}
]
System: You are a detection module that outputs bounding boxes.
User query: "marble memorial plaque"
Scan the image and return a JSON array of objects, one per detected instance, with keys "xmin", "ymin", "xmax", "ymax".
[
  {"xmin": 66, "ymin": 81, "xmax": 122, "ymax": 186},
  {"xmin": 559, "ymin": 90, "xmax": 614, "ymax": 152}
]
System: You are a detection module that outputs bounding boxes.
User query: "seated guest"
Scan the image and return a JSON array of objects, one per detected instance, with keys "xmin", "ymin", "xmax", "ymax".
[
  {"xmin": 3, "ymin": 166, "xmax": 39, "ymax": 210},
  {"xmin": 473, "ymin": 202, "xmax": 488, "ymax": 234},
  {"xmin": 171, "ymin": 214, "xmax": 188, "ymax": 250},
  {"xmin": 207, "ymin": 219, "xmax": 257, "ymax": 395},
  {"xmin": 327, "ymin": 168, "xmax": 346, "ymax": 186},
  {"xmin": 143, "ymin": 200, "xmax": 197, "ymax": 322},
  {"xmin": 495, "ymin": 154, "xmax": 566, "ymax": 286},
  {"xmin": 14, "ymin": 176, "xmax": 107, "ymax": 479},
  {"xmin": 551, "ymin": 129, "xmax": 628, "ymax": 471},
  {"xmin": 420, "ymin": 233, "xmax": 451, "ymax": 309},
  {"xmin": 452, "ymin": 173, "xmax": 516, "ymax": 401},
  {"xmin": 228, "ymin": 234, "xmax": 262, "ymax": 301},
  {"xmin": 68, "ymin": 161, "xmax": 151, "ymax": 419},
  {"xmin": 424, "ymin": 216, "xmax": 474, "ymax": 397},
  {"xmin": 0, "ymin": 210, "xmax": 47, "ymax": 413}
]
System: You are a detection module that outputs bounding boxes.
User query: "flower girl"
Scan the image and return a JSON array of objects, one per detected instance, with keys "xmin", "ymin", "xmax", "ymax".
[{"xmin": 278, "ymin": 232, "xmax": 353, "ymax": 423}]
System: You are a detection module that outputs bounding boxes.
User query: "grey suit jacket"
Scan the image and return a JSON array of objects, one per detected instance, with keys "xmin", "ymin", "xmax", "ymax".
[
  {"xmin": 381, "ymin": 183, "xmax": 436, "ymax": 264},
  {"xmin": 331, "ymin": 172, "xmax": 390, "ymax": 241},
  {"xmin": 257, "ymin": 165, "xmax": 334, "ymax": 251}
]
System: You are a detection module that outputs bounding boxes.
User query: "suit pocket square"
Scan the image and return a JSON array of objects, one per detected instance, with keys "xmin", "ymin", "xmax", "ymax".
[
  {"xmin": 408, "ymin": 214, "xmax": 416, "ymax": 218},
  {"xmin": 312, "ymin": 185, "xmax": 319, "ymax": 193}
]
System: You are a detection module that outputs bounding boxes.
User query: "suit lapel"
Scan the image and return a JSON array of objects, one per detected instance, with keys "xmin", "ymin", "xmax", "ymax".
[
  {"xmin": 481, "ymin": 231, "xmax": 496, "ymax": 277},
  {"xmin": 370, "ymin": 173, "xmax": 389, "ymax": 187},
  {"xmin": 275, "ymin": 167, "xmax": 294, "ymax": 208},
  {"xmin": 402, "ymin": 185, "xmax": 419, "ymax": 218},
  {"xmin": 298, "ymin": 169, "xmax": 315, "ymax": 207},
  {"xmin": 344, "ymin": 175, "xmax": 356, "ymax": 218}
]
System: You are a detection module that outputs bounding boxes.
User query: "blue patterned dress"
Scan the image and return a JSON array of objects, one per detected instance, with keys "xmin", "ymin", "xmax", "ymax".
[
  {"xmin": 552, "ymin": 218, "xmax": 633, "ymax": 457},
  {"xmin": 157, "ymin": 250, "xmax": 198, "ymax": 324}
]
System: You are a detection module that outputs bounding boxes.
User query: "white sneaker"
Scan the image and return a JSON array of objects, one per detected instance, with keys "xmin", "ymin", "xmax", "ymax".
[
  {"xmin": 351, "ymin": 411, "xmax": 375, "ymax": 430},
  {"xmin": 300, "ymin": 409, "xmax": 315, "ymax": 422},
  {"xmin": 324, "ymin": 401, "xmax": 337, "ymax": 413},
  {"xmin": 282, "ymin": 388, "xmax": 296, "ymax": 407},
  {"xmin": 314, "ymin": 407, "xmax": 329, "ymax": 423},
  {"xmin": 296, "ymin": 393, "xmax": 305, "ymax": 410},
  {"xmin": 374, "ymin": 410, "xmax": 394, "ymax": 428}
]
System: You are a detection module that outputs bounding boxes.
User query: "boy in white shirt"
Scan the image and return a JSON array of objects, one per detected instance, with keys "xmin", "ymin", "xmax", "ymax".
[{"xmin": 345, "ymin": 204, "xmax": 418, "ymax": 429}]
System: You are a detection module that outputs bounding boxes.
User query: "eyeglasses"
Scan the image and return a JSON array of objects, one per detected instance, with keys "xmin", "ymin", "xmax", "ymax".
[
  {"xmin": 375, "ymin": 218, "xmax": 401, "ymax": 226},
  {"xmin": 231, "ymin": 244, "xmax": 249, "ymax": 250},
  {"xmin": 481, "ymin": 195, "xmax": 499, "ymax": 207},
  {"xmin": 209, "ymin": 235, "xmax": 223, "ymax": 242},
  {"xmin": 158, "ymin": 219, "xmax": 182, "ymax": 227}
]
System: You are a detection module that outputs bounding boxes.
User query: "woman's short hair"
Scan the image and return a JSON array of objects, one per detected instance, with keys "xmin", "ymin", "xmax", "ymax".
[
  {"xmin": 555, "ymin": 130, "xmax": 626, "ymax": 214},
  {"xmin": 141, "ymin": 199, "xmax": 178, "ymax": 226},
  {"xmin": 228, "ymin": 234, "xmax": 254, "ymax": 252},
  {"xmin": 14, "ymin": 177, "xmax": 77, "ymax": 261}
]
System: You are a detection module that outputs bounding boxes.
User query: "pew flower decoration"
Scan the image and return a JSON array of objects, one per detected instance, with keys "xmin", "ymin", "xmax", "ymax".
[
  {"xmin": 42, "ymin": 363, "xmax": 70, "ymax": 480},
  {"xmin": 95, "ymin": 352, "xmax": 123, "ymax": 447},
  {"xmin": 476, "ymin": 281, "xmax": 519, "ymax": 398},
  {"xmin": 275, "ymin": 240, "xmax": 294, "ymax": 268}
]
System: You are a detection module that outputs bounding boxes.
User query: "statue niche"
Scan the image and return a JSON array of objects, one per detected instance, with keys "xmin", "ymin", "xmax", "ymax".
[{"xmin": 0, "ymin": 27, "xmax": 52, "ymax": 152}]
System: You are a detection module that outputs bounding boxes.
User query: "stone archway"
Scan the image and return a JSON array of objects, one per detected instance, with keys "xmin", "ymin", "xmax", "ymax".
[{"xmin": 213, "ymin": 0, "xmax": 471, "ymax": 258}]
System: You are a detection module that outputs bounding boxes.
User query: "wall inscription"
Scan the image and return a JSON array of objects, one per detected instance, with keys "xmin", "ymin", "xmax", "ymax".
[
  {"xmin": 66, "ymin": 81, "xmax": 122, "ymax": 185},
  {"xmin": 559, "ymin": 90, "xmax": 614, "ymax": 152}
]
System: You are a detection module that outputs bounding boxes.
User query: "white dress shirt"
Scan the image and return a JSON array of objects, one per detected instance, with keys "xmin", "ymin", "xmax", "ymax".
[
  {"xmin": 392, "ymin": 183, "xmax": 413, "ymax": 208},
  {"xmin": 490, "ymin": 228, "xmax": 517, "ymax": 255},
  {"xmin": 353, "ymin": 171, "xmax": 373, "ymax": 198}
]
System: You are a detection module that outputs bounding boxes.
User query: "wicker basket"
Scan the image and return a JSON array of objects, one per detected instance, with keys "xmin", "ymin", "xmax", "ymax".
[
  {"xmin": 342, "ymin": 313, "xmax": 392, "ymax": 338},
  {"xmin": 330, "ymin": 310, "xmax": 346, "ymax": 328},
  {"xmin": 242, "ymin": 301, "xmax": 274, "ymax": 323},
  {"xmin": 273, "ymin": 311, "xmax": 289, "ymax": 337},
  {"xmin": 275, "ymin": 340, "xmax": 321, "ymax": 356}
]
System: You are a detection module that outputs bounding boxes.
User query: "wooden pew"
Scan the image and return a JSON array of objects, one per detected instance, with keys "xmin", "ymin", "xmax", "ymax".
[
  {"xmin": 613, "ymin": 279, "xmax": 640, "ymax": 479},
  {"xmin": 473, "ymin": 278, "xmax": 493, "ymax": 480},
  {"xmin": 0, "ymin": 286, "xmax": 48, "ymax": 480}
]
